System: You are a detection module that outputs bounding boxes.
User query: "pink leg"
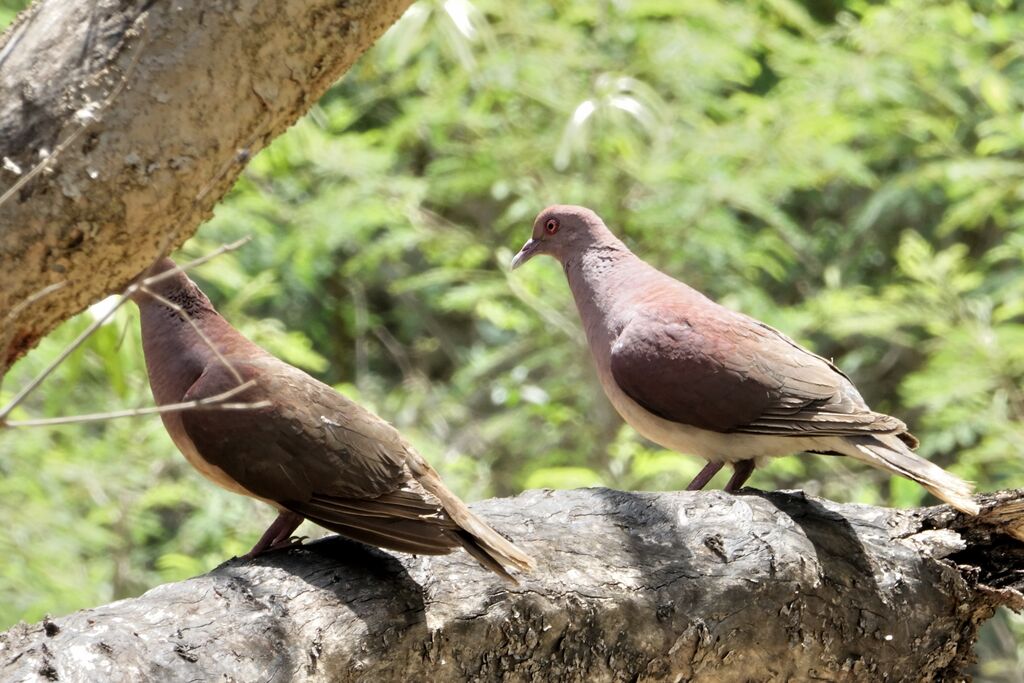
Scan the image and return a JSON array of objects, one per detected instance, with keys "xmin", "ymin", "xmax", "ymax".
[
  {"xmin": 687, "ymin": 461, "xmax": 724, "ymax": 490},
  {"xmin": 243, "ymin": 511, "xmax": 305, "ymax": 559},
  {"xmin": 724, "ymin": 460, "xmax": 755, "ymax": 492}
]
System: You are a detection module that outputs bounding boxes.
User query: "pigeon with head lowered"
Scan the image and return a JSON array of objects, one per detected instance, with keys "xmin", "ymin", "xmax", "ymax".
[
  {"xmin": 131, "ymin": 258, "xmax": 536, "ymax": 581},
  {"xmin": 511, "ymin": 205, "xmax": 978, "ymax": 514}
]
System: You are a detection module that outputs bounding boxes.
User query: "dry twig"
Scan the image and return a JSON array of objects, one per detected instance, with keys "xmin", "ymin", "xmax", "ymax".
[
  {"xmin": 0, "ymin": 237, "xmax": 255, "ymax": 428},
  {"xmin": 4, "ymin": 380, "xmax": 270, "ymax": 427}
]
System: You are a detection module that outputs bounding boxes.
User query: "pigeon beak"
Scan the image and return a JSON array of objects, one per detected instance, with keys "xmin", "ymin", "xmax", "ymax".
[{"xmin": 511, "ymin": 239, "xmax": 539, "ymax": 271}]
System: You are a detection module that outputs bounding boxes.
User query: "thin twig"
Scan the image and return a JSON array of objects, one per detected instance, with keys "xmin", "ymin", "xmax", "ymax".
[
  {"xmin": 0, "ymin": 280, "xmax": 68, "ymax": 392},
  {"xmin": 136, "ymin": 286, "xmax": 243, "ymax": 385},
  {"xmin": 1, "ymin": 281, "xmax": 68, "ymax": 330},
  {"xmin": 194, "ymin": 142, "xmax": 258, "ymax": 204},
  {"xmin": 130, "ymin": 236, "xmax": 251, "ymax": 293},
  {"xmin": 0, "ymin": 237, "xmax": 250, "ymax": 421},
  {"xmin": 0, "ymin": 292, "xmax": 130, "ymax": 421},
  {"xmin": 4, "ymin": 380, "xmax": 271, "ymax": 428}
]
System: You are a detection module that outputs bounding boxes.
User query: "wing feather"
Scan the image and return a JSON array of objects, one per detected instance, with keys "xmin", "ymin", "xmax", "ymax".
[
  {"xmin": 179, "ymin": 359, "xmax": 409, "ymax": 502},
  {"xmin": 609, "ymin": 308, "xmax": 908, "ymax": 439},
  {"xmin": 179, "ymin": 357, "xmax": 535, "ymax": 576}
]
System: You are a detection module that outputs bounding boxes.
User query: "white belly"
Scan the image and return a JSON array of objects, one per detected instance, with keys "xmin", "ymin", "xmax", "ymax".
[{"xmin": 595, "ymin": 366, "xmax": 836, "ymax": 463}]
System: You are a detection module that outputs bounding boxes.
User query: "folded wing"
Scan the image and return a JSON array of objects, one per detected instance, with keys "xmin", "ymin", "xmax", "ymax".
[
  {"xmin": 180, "ymin": 358, "xmax": 534, "ymax": 578},
  {"xmin": 609, "ymin": 308, "xmax": 909, "ymax": 440}
]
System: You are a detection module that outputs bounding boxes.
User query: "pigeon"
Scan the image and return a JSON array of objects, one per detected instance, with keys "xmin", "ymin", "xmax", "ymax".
[
  {"xmin": 511, "ymin": 205, "xmax": 978, "ymax": 514},
  {"xmin": 131, "ymin": 258, "xmax": 536, "ymax": 580}
]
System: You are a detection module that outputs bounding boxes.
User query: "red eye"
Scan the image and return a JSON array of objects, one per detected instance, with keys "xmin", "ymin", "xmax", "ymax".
[{"xmin": 545, "ymin": 218, "xmax": 559, "ymax": 235}]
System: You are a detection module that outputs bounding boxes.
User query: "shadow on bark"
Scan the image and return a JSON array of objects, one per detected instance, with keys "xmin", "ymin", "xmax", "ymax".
[{"xmin": 2, "ymin": 488, "xmax": 1021, "ymax": 682}]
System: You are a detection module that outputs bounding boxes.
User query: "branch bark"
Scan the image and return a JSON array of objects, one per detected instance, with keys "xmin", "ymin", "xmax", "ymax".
[
  {"xmin": 0, "ymin": 0, "xmax": 413, "ymax": 371},
  {"xmin": 2, "ymin": 488, "xmax": 1021, "ymax": 682}
]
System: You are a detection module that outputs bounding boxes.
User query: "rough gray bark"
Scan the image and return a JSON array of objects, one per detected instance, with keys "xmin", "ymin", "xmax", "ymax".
[
  {"xmin": 0, "ymin": 0, "xmax": 413, "ymax": 371},
  {"xmin": 1, "ymin": 488, "xmax": 1021, "ymax": 682}
]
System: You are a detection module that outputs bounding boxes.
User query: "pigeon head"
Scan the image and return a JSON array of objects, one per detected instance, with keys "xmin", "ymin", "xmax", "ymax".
[
  {"xmin": 511, "ymin": 204, "xmax": 611, "ymax": 270},
  {"xmin": 128, "ymin": 257, "xmax": 215, "ymax": 316}
]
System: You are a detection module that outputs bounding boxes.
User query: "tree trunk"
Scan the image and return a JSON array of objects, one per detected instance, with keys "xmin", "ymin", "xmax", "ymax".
[
  {"xmin": 1, "ymin": 488, "xmax": 1021, "ymax": 682},
  {"xmin": 0, "ymin": 0, "xmax": 412, "ymax": 371}
]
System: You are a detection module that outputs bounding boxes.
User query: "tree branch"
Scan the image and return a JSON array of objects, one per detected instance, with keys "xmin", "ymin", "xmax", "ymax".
[
  {"xmin": 2, "ymin": 488, "xmax": 1021, "ymax": 681},
  {"xmin": 0, "ymin": 237, "xmax": 255, "ymax": 426},
  {"xmin": 0, "ymin": 0, "xmax": 414, "ymax": 372}
]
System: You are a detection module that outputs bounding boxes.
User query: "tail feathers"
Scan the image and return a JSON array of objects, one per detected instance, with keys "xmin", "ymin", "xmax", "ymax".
[
  {"xmin": 454, "ymin": 530, "xmax": 518, "ymax": 583},
  {"xmin": 844, "ymin": 434, "xmax": 979, "ymax": 515},
  {"xmin": 290, "ymin": 472, "xmax": 535, "ymax": 581},
  {"xmin": 292, "ymin": 504, "xmax": 461, "ymax": 556},
  {"xmin": 448, "ymin": 507, "xmax": 537, "ymax": 582},
  {"xmin": 417, "ymin": 470, "xmax": 536, "ymax": 583},
  {"xmin": 313, "ymin": 519, "xmax": 457, "ymax": 556}
]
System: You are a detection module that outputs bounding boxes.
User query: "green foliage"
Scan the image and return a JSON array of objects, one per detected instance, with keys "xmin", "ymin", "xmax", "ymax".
[
  {"xmin": 1, "ymin": 0, "xmax": 1022, "ymax": 675},
  {"xmin": 0, "ymin": 0, "xmax": 22, "ymax": 27}
]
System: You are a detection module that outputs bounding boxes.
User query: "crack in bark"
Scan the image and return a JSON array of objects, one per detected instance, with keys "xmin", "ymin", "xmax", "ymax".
[{"xmin": 0, "ymin": 488, "xmax": 1021, "ymax": 681}]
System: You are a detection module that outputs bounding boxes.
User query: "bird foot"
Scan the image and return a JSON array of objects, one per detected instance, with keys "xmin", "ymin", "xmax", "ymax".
[
  {"xmin": 241, "ymin": 511, "xmax": 306, "ymax": 560},
  {"xmin": 241, "ymin": 535, "xmax": 308, "ymax": 560},
  {"xmin": 687, "ymin": 461, "xmax": 724, "ymax": 490},
  {"xmin": 723, "ymin": 460, "xmax": 755, "ymax": 492}
]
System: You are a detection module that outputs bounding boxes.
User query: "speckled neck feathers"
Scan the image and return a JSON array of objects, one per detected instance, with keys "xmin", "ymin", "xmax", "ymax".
[{"xmin": 133, "ymin": 263, "xmax": 261, "ymax": 407}]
